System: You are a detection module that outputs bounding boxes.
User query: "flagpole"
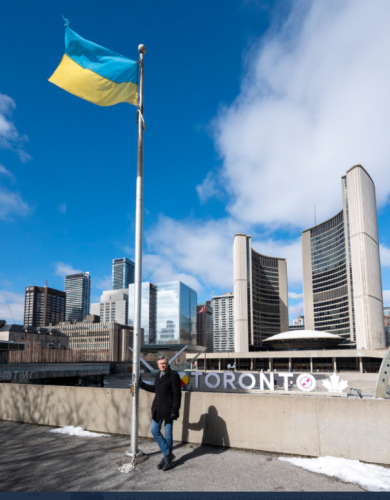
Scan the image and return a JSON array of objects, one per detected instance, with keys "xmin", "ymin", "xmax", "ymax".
[{"xmin": 126, "ymin": 43, "xmax": 146, "ymax": 458}]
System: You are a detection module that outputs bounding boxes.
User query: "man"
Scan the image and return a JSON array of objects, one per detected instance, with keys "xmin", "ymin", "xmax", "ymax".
[{"xmin": 139, "ymin": 356, "xmax": 181, "ymax": 471}]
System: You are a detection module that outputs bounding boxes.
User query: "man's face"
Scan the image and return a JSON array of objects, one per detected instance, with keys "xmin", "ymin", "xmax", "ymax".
[{"xmin": 157, "ymin": 359, "xmax": 168, "ymax": 372}]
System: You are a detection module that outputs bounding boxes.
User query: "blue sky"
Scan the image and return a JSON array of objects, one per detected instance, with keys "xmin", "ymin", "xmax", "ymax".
[{"xmin": 1, "ymin": 0, "xmax": 390, "ymax": 324}]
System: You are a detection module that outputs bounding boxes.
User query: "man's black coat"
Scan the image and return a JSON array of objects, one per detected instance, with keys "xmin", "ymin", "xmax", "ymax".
[{"xmin": 139, "ymin": 367, "xmax": 182, "ymax": 422}]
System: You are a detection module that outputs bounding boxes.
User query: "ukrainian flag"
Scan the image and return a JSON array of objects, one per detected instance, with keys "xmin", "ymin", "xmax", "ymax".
[{"xmin": 49, "ymin": 21, "xmax": 138, "ymax": 106}]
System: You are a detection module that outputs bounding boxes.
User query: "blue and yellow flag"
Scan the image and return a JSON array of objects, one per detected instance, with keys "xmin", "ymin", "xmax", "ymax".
[{"xmin": 49, "ymin": 20, "xmax": 138, "ymax": 106}]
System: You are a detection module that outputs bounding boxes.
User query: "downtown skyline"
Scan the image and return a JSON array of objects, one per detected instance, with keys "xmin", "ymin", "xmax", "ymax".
[{"xmin": 1, "ymin": 0, "xmax": 390, "ymax": 325}]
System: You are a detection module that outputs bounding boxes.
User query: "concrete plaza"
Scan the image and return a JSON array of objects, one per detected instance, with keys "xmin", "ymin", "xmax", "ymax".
[{"xmin": 0, "ymin": 420, "xmax": 364, "ymax": 492}]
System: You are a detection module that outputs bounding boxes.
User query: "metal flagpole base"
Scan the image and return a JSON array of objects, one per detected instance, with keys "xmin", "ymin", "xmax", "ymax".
[{"xmin": 125, "ymin": 449, "xmax": 144, "ymax": 458}]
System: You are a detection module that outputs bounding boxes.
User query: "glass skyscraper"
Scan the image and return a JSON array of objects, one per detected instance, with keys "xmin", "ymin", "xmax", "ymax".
[
  {"xmin": 112, "ymin": 258, "xmax": 135, "ymax": 290},
  {"xmin": 128, "ymin": 281, "xmax": 197, "ymax": 345},
  {"xmin": 64, "ymin": 272, "xmax": 91, "ymax": 322}
]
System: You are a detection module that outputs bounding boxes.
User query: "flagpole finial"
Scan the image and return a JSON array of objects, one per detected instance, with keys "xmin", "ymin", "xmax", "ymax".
[{"xmin": 138, "ymin": 44, "xmax": 146, "ymax": 55}]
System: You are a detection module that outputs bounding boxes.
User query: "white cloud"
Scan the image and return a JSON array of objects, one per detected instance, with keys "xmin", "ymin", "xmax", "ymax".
[
  {"xmin": 0, "ymin": 187, "xmax": 32, "ymax": 221},
  {"xmin": 380, "ymin": 244, "xmax": 390, "ymax": 268},
  {"xmin": 383, "ymin": 290, "xmax": 390, "ymax": 306},
  {"xmin": 142, "ymin": 1, "xmax": 390, "ymax": 300},
  {"xmin": 205, "ymin": 0, "xmax": 390, "ymax": 229},
  {"xmin": 144, "ymin": 215, "xmax": 303, "ymax": 298},
  {"xmin": 0, "ymin": 290, "xmax": 25, "ymax": 323},
  {"xmin": 54, "ymin": 263, "xmax": 82, "ymax": 278},
  {"xmin": 143, "ymin": 254, "xmax": 203, "ymax": 293},
  {"xmin": 94, "ymin": 276, "xmax": 112, "ymax": 290},
  {"xmin": 0, "ymin": 93, "xmax": 31, "ymax": 162},
  {"xmin": 196, "ymin": 172, "xmax": 222, "ymax": 204},
  {"xmin": 0, "ymin": 164, "xmax": 15, "ymax": 181},
  {"xmin": 288, "ymin": 291, "xmax": 304, "ymax": 300},
  {"xmin": 123, "ymin": 246, "xmax": 134, "ymax": 257},
  {"xmin": 58, "ymin": 202, "xmax": 67, "ymax": 214}
]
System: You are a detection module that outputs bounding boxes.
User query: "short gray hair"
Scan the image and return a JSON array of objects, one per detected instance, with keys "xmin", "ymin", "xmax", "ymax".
[{"xmin": 157, "ymin": 355, "xmax": 169, "ymax": 363}]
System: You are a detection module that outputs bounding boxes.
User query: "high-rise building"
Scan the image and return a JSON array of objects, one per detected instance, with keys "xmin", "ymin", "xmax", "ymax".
[
  {"xmin": 64, "ymin": 272, "xmax": 91, "ymax": 322},
  {"xmin": 302, "ymin": 165, "xmax": 385, "ymax": 349},
  {"xmin": 233, "ymin": 234, "xmax": 289, "ymax": 352},
  {"xmin": 24, "ymin": 286, "xmax": 66, "ymax": 327},
  {"xmin": 112, "ymin": 258, "xmax": 135, "ymax": 290},
  {"xmin": 90, "ymin": 289, "xmax": 129, "ymax": 325},
  {"xmin": 212, "ymin": 292, "xmax": 234, "ymax": 352},
  {"xmin": 128, "ymin": 281, "xmax": 197, "ymax": 345},
  {"xmin": 197, "ymin": 301, "xmax": 213, "ymax": 352},
  {"xmin": 289, "ymin": 315, "xmax": 305, "ymax": 331},
  {"xmin": 384, "ymin": 308, "xmax": 390, "ymax": 347}
]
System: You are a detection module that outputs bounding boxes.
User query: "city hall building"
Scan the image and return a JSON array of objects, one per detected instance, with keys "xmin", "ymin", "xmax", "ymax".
[
  {"xmin": 302, "ymin": 165, "xmax": 385, "ymax": 350},
  {"xmin": 233, "ymin": 234, "xmax": 289, "ymax": 352}
]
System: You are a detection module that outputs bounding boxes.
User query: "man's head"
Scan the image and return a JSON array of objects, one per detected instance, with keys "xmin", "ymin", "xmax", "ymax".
[{"xmin": 157, "ymin": 356, "xmax": 169, "ymax": 372}]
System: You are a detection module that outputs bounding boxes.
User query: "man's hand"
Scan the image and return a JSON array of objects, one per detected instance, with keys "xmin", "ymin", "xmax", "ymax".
[{"xmin": 171, "ymin": 411, "xmax": 179, "ymax": 420}]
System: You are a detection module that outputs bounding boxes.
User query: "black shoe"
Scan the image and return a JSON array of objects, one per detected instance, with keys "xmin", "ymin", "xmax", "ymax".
[
  {"xmin": 162, "ymin": 453, "xmax": 176, "ymax": 471},
  {"xmin": 157, "ymin": 457, "xmax": 165, "ymax": 469}
]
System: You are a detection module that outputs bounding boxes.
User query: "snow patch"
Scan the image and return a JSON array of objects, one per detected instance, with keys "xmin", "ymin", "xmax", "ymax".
[
  {"xmin": 279, "ymin": 456, "xmax": 390, "ymax": 492},
  {"xmin": 49, "ymin": 425, "xmax": 110, "ymax": 438}
]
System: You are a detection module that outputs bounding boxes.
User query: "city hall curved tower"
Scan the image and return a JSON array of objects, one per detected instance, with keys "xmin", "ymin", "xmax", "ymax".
[
  {"xmin": 302, "ymin": 165, "xmax": 385, "ymax": 349},
  {"xmin": 233, "ymin": 234, "xmax": 288, "ymax": 352}
]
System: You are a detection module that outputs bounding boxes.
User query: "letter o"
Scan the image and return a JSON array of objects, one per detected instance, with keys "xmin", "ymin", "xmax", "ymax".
[
  {"xmin": 238, "ymin": 372, "xmax": 256, "ymax": 390},
  {"xmin": 205, "ymin": 372, "xmax": 220, "ymax": 389}
]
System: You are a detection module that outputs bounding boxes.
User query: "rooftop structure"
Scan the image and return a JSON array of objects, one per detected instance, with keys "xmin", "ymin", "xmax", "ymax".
[{"xmin": 263, "ymin": 329, "xmax": 343, "ymax": 350}]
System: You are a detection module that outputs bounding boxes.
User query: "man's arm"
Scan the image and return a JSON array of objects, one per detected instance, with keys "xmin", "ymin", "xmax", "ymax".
[
  {"xmin": 170, "ymin": 372, "xmax": 182, "ymax": 419},
  {"xmin": 139, "ymin": 375, "xmax": 156, "ymax": 393}
]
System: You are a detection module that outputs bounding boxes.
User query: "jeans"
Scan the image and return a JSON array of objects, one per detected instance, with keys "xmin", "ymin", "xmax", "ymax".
[{"xmin": 151, "ymin": 419, "xmax": 173, "ymax": 456}]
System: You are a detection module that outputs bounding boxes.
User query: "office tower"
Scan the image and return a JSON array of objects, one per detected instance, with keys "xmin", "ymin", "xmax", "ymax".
[
  {"xmin": 128, "ymin": 281, "xmax": 197, "ymax": 345},
  {"xmin": 90, "ymin": 289, "xmax": 129, "ymax": 325},
  {"xmin": 197, "ymin": 301, "xmax": 213, "ymax": 352},
  {"xmin": 64, "ymin": 272, "xmax": 91, "ymax": 322},
  {"xmin": 24, "ymin": 286, "xmax": 66, "ymax": 327},
  {"xmin": 112, "ymin": 258, "xmax": 135, "ymax": 290},
  {"xmin": 233, "ymin": 234, "xmax": 289, "ymax": 352},
  {"xmin": 212, "ymin": 293, "xmax": 234, "ymax": 352},
  {"xmin": 302, "ymin": 165, "xmax": 385, "ymax": 349},
  {"xmin": 56, "ymin": 315, "xmax": 143, "ymax": 362}
]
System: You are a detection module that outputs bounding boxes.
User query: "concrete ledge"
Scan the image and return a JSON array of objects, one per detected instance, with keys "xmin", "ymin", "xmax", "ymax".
[{"xmin": 0, "ymin": 384, "xmax": 388, "ymax": 465}]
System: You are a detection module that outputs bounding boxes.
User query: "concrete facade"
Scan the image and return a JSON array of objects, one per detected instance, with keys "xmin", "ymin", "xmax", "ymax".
[
  {"xmin": 91, "ymin": 288, "xmax": 129, "ymax": 325},
  {"xmin": 54, "ymin": 320, "xmax": 142, "ymax": 362},
  {"xmin": 186, "ymin": 348, "xmax": 387, "ymax": 373},
  {"xmin": 302, "ymin": 165, "xmax": 385, "ymax": 350},
  {"xmin": 0, "ymin": 383, "xmax": 390, "ymax": 466},
  {"xmin": 233, "ymin": 234, "xmax": 289, "ymax": 352}
]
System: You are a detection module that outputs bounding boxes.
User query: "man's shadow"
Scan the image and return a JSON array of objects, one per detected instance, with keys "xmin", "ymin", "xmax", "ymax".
[{"xmin": 172, "ymin": 395, "xmax": 230, "ymax": 468}]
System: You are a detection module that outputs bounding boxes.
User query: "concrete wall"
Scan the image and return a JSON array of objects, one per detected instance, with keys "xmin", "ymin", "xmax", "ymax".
[
  {"xmin": 346, "ymin": 165, "xmax": 385, "ymax": 349},
  {"xmin": 301, "ymin": 229, "xmax": 314, "ymax": 330},
  {"xmin": 0, "ymin": 384, "xmax": 389, "ymax": 465},
  {"xmin": 233, "ymin": 234, "xmax": 249, "ymax": 352}
]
